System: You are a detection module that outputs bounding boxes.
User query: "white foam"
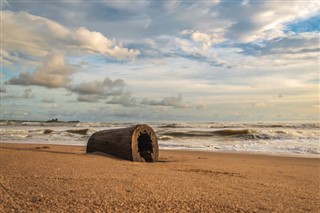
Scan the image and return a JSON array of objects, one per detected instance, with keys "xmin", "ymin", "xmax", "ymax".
[{"xmin": 1, "ymin": 121, "xmax": 319, "ymax": 157}]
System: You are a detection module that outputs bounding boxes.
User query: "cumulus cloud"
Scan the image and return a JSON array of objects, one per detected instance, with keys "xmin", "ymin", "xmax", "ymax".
[
  {"xmin": 2, "ymin": 11, "xmax": 140, "ymax": 63},
  {"xmin": 141, "ymin": 94, "xmax": 188, "ymax": 108},
  {"xmin": 8, "ymin": 51, "xmax": 76, "ymax": 88},
  {"xmin": 182, "ymin": 24, "xmax": 231, "ymax": 49},
  {"xmin": 190, "ymin": 30, "xmax": 225, "ymax": 49},
  {"xmin": 6, "ymin": 1, "xmax": 314, "ymax": 68},
  {"xmin": 69, "ymin": 77, "xmax": 124, "ymax": 95},
  {"xmin": 2, "ymin": 1, "xmax": 319, "ymax": 121},
  {"xmin": 68, "ymin": 77, "xmax": 125, "ymax": 103}
]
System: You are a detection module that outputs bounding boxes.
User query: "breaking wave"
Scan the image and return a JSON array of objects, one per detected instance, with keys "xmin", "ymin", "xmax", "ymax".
[
  {"xmin": 159, "ymin": 129, "xmax": 254, "ymax": 138},
  {"xmin": 1, "ymin": 121, "xmax": 319, "ymax": 157}
]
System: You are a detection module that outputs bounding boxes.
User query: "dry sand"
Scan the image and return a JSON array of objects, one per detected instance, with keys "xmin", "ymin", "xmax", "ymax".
[{"xmin": 0, "ymin": 143, "xmax": 319, "ymax": 212}]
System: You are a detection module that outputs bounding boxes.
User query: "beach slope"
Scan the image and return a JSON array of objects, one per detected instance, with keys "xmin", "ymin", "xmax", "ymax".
[{"xmin": 0, "ymin": 143, "xmax": 319, "ymax": 212}]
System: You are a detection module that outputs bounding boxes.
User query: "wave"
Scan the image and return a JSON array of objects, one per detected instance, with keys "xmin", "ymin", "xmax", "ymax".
[
  {"xmin": 43, "ymin": 129, "xmax": 53, "ymax": 134},
  {"xmin": 158, "ymin": 128, "xmax": 320, "ymax": 142},
  {"xmin": 158, "ymin": 123, "xmax": 193, "ymax": 128},
  {"xmin": 76, "ymin": 122, "xmax": 111, "ymax": 127},
  {"xmin": 212, "ymin": 129, "xmax": 255, "ymax": 136},
  {"xmin": 160, "ymin": 129, "xmax": 254, "ymax": 138},
  {"xmin": 65, "ymin": 129, "xmax": 89, "ymax": 135},
  {"xmin": 27, "ymin": 129, "xmax": 89, "ymax": 135},
  {"xmin": 158, "ymin": 135, "xmax": 175, "ymax": 141},
  {"xmin": 1, "ymin": 121, "xmax": 319, "ymax": 157}
]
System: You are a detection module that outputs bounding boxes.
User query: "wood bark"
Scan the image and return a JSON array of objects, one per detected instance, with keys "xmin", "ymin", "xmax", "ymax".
[{"xmin": 86, "ymin": 124, "xmax": 158, "ymax": 162}]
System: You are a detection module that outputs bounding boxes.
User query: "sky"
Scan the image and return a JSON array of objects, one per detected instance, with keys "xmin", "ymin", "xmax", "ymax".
[{"xmin": 1, "ymin": 0, "xmax": 319, "ymax": 122}]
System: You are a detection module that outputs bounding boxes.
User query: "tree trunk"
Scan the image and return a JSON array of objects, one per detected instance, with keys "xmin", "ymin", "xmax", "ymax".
[{"xmin": 86, "ymin": 124, "xmax": 158, "ymax": 162}]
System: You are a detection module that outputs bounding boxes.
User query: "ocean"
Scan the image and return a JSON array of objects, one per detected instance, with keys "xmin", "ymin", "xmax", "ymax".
[{"xmin": 1, "ymin": 121, "xmax": 319, "ymax": 158}]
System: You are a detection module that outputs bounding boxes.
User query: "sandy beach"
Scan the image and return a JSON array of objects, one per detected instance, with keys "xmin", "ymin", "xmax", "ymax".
[{"xmin": 0, "ymin": 143, "xmax": 319, "ymax": 212}]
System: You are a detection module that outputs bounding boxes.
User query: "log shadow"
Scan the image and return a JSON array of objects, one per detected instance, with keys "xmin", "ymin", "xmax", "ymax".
[
  {"xmin": 87, "ymin": 151, "xmax": 128, "ymax": 161},
  {"xmin": 1, "ymin": 146, "xmax": 178, "ymax": 163}
]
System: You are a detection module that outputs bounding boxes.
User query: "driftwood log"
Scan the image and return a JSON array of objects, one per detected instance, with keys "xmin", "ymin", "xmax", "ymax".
[{"xmin": 86, "ymin": 124, "xmax": 158, "ymax": 162}]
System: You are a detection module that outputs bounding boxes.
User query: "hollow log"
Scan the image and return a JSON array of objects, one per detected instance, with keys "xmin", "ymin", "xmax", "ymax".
[{"xmin": 86, "ymin": 124, "xmax": 158, "ymax": 162}]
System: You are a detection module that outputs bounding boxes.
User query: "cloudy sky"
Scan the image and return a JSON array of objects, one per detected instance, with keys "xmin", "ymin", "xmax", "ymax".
[{"xmin": 1, "ymin": 0, "xmax": 319, "ymax": 122}]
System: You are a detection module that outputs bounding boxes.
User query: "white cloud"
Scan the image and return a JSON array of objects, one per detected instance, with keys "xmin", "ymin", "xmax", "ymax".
[
  {"xmin": 223, "ymin": 1, "xmax": 320, "ymax": 42},
  {"xmin": 72, "ymin": 27, "xmax": 139, "ymax": 59},
  {"xmin": 189, "ymin": 30, "xmax": 225, "ymax": 49},
  {"xmin": 2, "ymin": 11, "xmax": 140, "ymax": 62},
  {"xmin": 177, "ymin": 38, "xmax": 231, "ymax": 67},
  {"xmin": 8, "ymin": 51, "xmax": 76, "ymax": 88}
]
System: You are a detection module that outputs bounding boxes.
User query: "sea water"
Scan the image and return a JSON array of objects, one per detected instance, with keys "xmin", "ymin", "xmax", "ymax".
[{"xmin": 1, "ymin": 121, "xmax": 319, "ymax": 157}]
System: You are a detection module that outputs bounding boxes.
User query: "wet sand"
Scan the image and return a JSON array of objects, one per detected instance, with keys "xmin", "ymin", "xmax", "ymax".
[{"xmin": 0, "ymin": 143, "xmax": 319, "ymax": 212}]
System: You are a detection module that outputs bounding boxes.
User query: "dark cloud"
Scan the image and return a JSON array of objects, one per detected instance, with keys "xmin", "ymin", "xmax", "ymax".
[
  {"xmin": 106, "ymin": 92, "xmax": 137, "ymax": 107},
  {"xmin": 76, "ymin": 95, "xmax": 104, "ymax": 103},
  {"xmin": 68, "ymin": 77, "xmax": 125, "ymax": 103},
  {"xmin": 141, "ymin": 94, "xmax": 188, "ymax": 108},
  {"xmin": 68, "ymin": 77, "xmax": 124, "ymax": 95}
]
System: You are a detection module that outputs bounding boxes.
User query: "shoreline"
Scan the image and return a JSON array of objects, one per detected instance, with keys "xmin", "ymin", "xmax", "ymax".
[
  {"xmin": 1, "ymin": 141, "xmax": 319, "ymax": 159},
  {"xmin": 1, "ymin": 142, "xmax": 319, "ymax": 212}
]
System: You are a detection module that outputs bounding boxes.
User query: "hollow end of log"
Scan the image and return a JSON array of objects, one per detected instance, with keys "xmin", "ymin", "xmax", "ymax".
[{"xmin": 131, "ymin": 124, "xmax": 159, "ymax": 162}]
